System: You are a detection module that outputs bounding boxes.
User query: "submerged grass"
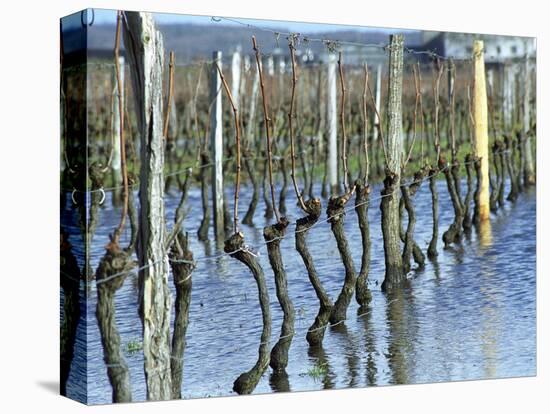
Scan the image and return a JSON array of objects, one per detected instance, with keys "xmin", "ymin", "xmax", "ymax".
[
  {"xmin": 125, "ymin": 339, "xmax": 143, "ymax": 355},
  {"xmin": 301, "ymin": 361, "xmax": 329, "ymax": 381}
]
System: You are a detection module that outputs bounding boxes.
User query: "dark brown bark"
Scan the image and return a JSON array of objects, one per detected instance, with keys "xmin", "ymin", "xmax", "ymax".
[
  {"xmin": 321, "ymin": 136, "xmax": 329, "ymax": 199},
  {"xmin": 462, "ymin": 154, "xmax": 474, "ymax": 231},
  {"xmin": 242, "ymin": 150, "xmax": 260, "ymax": 225},
  {"xmin": 262, "ymin": 158, "xmax": 274, "ymax": 219},
  {"xmin": 224, "ymin": 233, "xmax": 271, "ymax": 395},
  {"xmin": 515, "ymin": 131, "xmax": 525, "ymax": 192},
  {"xmin": 504, "ymin": 134, "xmax": 519, "ymax": 202},
  {"xmin": 472, "ymin": 156, "xmax": 482, "ymax": 226},
  {"xmin": 95, "ymin": 244, "xmax": 133, "ymax": 403},
  {"xmin": 125, "ymin": 173, "xmax": 139, "ymax": 254},
  {"xmin": 223, "ymin": 191, "xmax": 233, "ymax": 236},
  {"xmin": 354, "ymin": 180, "xmax": 372, "ymax": 308},
  {"xmin": 169, "ymin": 232, "xmax": 194, "ymax": 399},
  {"xmin": 497, "ymin": 144, "xmax": 506, "ymax": 207},
  {"xmin": 402, "ymin": 167, "xmax": 429, "ymax": 272},
  {"xmin": 85, "ymin": 163, "xmax": 107, "ymax": 279},
  {"xmin": 440, "ymin": 156, "xmax": 463, "ymax": 248},
  {"xmin": 197, "ymin": 152, "xmax": 211, "ymax": 241},
  {"xmin": 327, "ymin": 192, "xmax": 358, "ymax": 323},
  {"xmin": 264, "ymin": 218, "xmax": 294, "ymax": 372},
  {"xmin": 293, "ymin": 199, "xmax": 333, "ymax": 346},
  {"xmin": 278, "ymin": 158, "xmax": 289, "ymax": 216},
  {"xmin": 490, "ymin": 141, "xmax": 503, "ymax": 212},
  {"xmin": 308, "ymin": 138, "xmax": 317, "ymax": 199},
  {"xmin": 427, "ymin": 167, "xmax": 439, "ymax": 259}
]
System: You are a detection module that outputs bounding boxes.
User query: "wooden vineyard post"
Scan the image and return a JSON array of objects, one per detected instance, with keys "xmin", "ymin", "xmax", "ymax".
[
  {"xmin": 123, "ymin": 11, "xmax": 173, "ymax": 400},
  {"xmin": 210, "ymin": 51, "xmax": 225, "ymax": 240},
  {"xmin": 231, "ymin": 48, "xmax": 241, "ymax": 111},
  {"xmin": 473, "ymin": 40, "xmax": 490, "ymax": 221},
  {"xmin": 111, "ymin": 55, "xmax": 125, "ymax": 202},
  {"xmin": 327, "ymin": 53, "xmax": 338, "ymax": 195},
  {"xmin": 380, "ymin": 34, "xmax": 404, "ymax": 292},
  {"xmin": 373, "ymin": 63, "xmax": 382, "ymax": 142}
]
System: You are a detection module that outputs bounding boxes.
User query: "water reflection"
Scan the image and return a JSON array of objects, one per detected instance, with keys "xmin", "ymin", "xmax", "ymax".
[
  {"xmin": 74, "ymin": 179, "xmax": 536, "ymax": 403},
  {"xmin": 330, "ymin": 324, "xmax": 360, "ymax": 388},
  {"xmin": 269, "ymin": 369, "xmax": 291, "ymax": 393},
  {"xmin": 358, "ymin": 306, "xmax": 378, "ymax": 386},
  {"xmin": 477, "ymin": 219, "xmax": 493, "ymax": 249},
  {"xmin": 385, "ymin": 288, "xmax": 411, "ymax": 385},
  {"xmin": 307, "ymin": 345, "xmax": 336, "ymax": 390}
]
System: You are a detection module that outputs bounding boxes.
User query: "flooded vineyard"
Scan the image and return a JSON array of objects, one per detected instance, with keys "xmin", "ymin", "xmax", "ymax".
[{"xmin": 60, "ymin": 9, "xmax": 536, "ymax": 405}]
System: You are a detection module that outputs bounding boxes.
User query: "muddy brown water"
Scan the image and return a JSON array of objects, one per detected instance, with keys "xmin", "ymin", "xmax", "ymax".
[{"xmin": 60, "ymin": 177, "xmax": 536, "ymax": 404}]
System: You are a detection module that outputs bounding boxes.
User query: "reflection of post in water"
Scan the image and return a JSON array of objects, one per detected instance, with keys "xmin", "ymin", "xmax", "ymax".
[
  {"xmin": 358, "ymin": 304, "xmax": 378, "ymax": 386},
  {"xmin": 331, "ymin": 323, "xmax": 360, "ymax": 388},
  {"xmin": 476, "ymin": 217, "xmax": 493, "ymax": 249},
  {"xmin": 60, "ymin": 231, "xmax": 81, "ymax": 397},
  {"xmin": 385, "ymin": 289, "xmax": 408, "ymax": 385},
  {"xmin": 307, "ymin": 345, "xmax": 336, "ymax": 390}
]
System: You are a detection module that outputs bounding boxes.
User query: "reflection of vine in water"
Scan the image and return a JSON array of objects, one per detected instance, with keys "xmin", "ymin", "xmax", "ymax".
[
  {"xmin": 385, "ymin": 289, "xmax": 410, "ymax": 385},
  {"xmin": 269, "ymin": 369, "xmax": 290, "ymax": 393},
  {"xmin": 60, "ymin": 230, "xmax": 81, "ymax": 397},
  {"xmin": 358, "ymin": 302, "xmax": 378, "ymax": 386},
  {"xmin": 330, "ymin": 324, "xmax": 360, "ymax": 388}
]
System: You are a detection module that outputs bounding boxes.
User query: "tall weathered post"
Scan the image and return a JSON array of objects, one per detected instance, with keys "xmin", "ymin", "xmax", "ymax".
[
  {"xmin": 380, "ymin": 34, "xmax": 404, "ymax": 292},
  {"xmin": 123, "ymin": 11, "xmax": 173, "ymax": 400},
  {"xmin": 210, "ymin": 51, "xmax": 225, "ymax": 239},
  {"xmin": 231, "ymin": 48, "xmax": 241, "ymax": 110},
  {"xmin": 327, "ymin": 53, "xmax": 338, "ymax": 195},
  {"xmin": 111, "ymin": 55, "xmax": 125, "ymax": 202},
  {"xmin": 473, "ymin": 40, "xmax": 490, "ymax": 221},
  {"xmin": 523, "ymin": 40, "xmax": 535, "ymax": 185},
  {"xmin": 373, "ymin": 63, "xmax": 382, "ymax": 142}
]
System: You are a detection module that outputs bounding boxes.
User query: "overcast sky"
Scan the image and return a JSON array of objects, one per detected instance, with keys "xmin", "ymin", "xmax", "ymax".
[{"xmin": 64, "ymin": 8, "xmax": 416, "ymax": 34}]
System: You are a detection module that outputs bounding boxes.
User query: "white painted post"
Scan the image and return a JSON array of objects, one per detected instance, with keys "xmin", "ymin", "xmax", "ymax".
[
  {"xmin": 210, "ymin": 51, "xmax": 224, "ymax": 239},
  {"xmin": 111, "ymin": 55, "xmax": 125, "ymax": 192},
  {"xmin": 267, "ymin": 55, "xmax": 274, "ymax": 77},
  {"xmin": 231, "ymin": 48, "xmax": 241, "ymax": 111},
  {"xmin": 373, "ymin": 63, "xmax": 382, "ymax": 142},
  {"xmin": 246, "ymin": 63, "xmax": 259, "ymax": 146},
  {"xmin": 327, "ymin": 53, "xmax": 338, "ymax": 194}
]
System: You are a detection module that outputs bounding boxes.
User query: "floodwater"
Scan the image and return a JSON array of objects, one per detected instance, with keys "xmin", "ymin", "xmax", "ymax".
[{"xmin": 60, "ymin": 176, "xmax": 536, "ymax": 404}]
